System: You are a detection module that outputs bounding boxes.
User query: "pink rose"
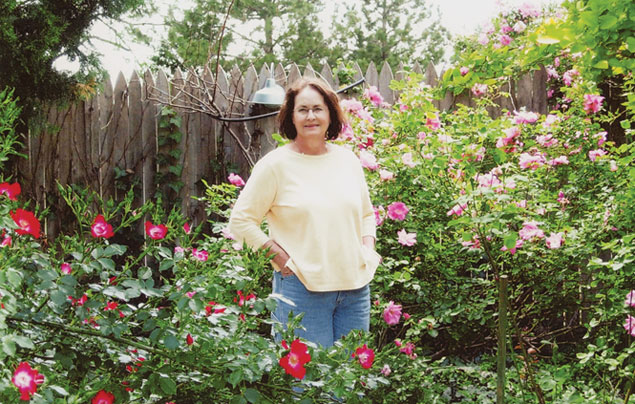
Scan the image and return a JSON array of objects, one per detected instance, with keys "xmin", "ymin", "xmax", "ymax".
[
  {"xmin": 383, "ymin": 301, "xmax": 402, "ymax": 325},
  {"xmin": 387, "ymin": 202, "xmax": 409, "ymax": 221}
]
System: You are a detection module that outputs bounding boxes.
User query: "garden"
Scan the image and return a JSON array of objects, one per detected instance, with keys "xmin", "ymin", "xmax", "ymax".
[{"xmin": 0, "ymin": 0, "xmax": 634, "ymax": 403}]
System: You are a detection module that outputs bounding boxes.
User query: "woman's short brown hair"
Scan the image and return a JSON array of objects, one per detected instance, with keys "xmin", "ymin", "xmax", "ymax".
[{"xmin": 278, "ymin": 77, "xmax": 347, "ymax": 141}]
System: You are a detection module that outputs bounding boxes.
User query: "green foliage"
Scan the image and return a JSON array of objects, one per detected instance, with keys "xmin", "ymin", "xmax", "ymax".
[
  {"xmin": 151, "ymin": 0, "xmax": 233, "ymax": 72},
  {"xmin": 443, "ymin": 0, "xmax": 634, "ymax": 119},
  {"xmin": 0, "ymin": 0, "xmax": 147, "ymax": 129},
  {"xmin": 155, "ymin": 107, "xmax": 184, "ymax": 203},
  {"xmin": 0, "ymin": 88, "xmax": 22, "ymax": 169},
  {"xmin": 557, "ymin": 0, "xmax": 634, "ymax": 82}
]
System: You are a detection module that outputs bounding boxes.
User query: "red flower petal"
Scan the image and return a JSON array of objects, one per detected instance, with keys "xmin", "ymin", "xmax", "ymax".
[{"xmin": 10, "ymin": 209, "xmax": 40, "ymax": 238}]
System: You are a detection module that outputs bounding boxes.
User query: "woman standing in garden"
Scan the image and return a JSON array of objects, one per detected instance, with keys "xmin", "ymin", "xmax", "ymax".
[{"xmin": 228, "ymin": 77, "xmax": 381, "ymax": 348}]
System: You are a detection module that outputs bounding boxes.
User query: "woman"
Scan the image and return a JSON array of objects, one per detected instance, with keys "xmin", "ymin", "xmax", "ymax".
[{"xmin": 228, "ymin": 77, "xmax": 381, "ymax": 348}]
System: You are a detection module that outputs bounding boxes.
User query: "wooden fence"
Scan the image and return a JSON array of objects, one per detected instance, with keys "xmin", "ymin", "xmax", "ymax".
[{"xmin": 17, "ymin": 61, "xmax": 547, "ymax": 239}]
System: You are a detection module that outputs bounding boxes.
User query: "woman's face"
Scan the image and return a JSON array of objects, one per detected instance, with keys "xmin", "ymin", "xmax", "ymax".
[{"xmin": 292, "ymin": 86, "xmax": 330, "ymax": 141}]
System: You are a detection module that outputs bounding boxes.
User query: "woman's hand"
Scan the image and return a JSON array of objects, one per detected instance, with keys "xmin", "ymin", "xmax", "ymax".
[{"xmin": 262, "ymin": 239, "xmax": 294, "ymax": 276}]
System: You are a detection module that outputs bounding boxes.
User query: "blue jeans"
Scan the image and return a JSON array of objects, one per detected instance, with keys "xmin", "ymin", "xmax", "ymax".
[{"xmin": 271, "ymin": 271, "xmax": 370, "ymax": 348}]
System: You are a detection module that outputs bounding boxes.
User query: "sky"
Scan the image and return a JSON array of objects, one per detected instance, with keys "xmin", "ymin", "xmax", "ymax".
[{"xmin": 54, "ymin": 0, "xmax": 563, "ymax": 80}]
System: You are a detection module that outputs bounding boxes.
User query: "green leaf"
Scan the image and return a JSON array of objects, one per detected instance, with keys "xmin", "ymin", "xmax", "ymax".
[
  {"xmin": 104, "ymin": 244, "xmax": 127, "ymax": 256},
  {"xmin": 124, "ymin": 287, "xmax": 141, "ymax": 300},
  {"xmin": 228, "ymin": 369, "xmax": 243, "ymax": 387},
  {"xmin": 168, "ymin": 165, "xmax": 183, "ymax": 176},
  {"xmin": 139, "ymin": 267, "xmax": 153, "ymax": 279},
  {"xmin": 188, "ymin": 298, "xmax": 204, "ymax": 312},
  {"xmin": 244, "ymin": 388, "xmax": 261, "ymax": 403},
  {"xmin": 6, "ymin": 269, "xmax": 22, "ymax": 287},
  {"xmin": 504, "ymin": 233, "xmax": 518, "ymax": 250},
  {"xmin": 91, "ymin": 247, "xmax": 104, "ymax": 259},
  {"xmin": 141, "ymin": 287, "xmax": 163, "ymax": 297},
  {"xmin": 2, "ymin": 337, "xmax": 16, "ymax": 356},
  {"xmin": 98, "ymin": 258, "xmax": 115, "ymax": 271},
  {"xmin": 13, "ymin": 335, "xmax": 34, "ymax": 349},
  {"xmin": 49, "ymin": 385, "xmax": 69, "ymax": 396},
  {"xmin": 593, "ymin": 60, "xmax": 609, "ymax": 69},
  {"xmin": 599, "ymin": 14, "xmax": 618, "ymax": 29},
  {"xmin": 50, "ymin": 290, "xmax": 69, "ymax": 306},
  {"xmin": 252, "ymin": 300, "xmax": 265, "ymax": 314},
  {"xmin": 230, "ymin": 396, "xmax": 247, "ymax": 404},
  {"xmin": 60, "ymin": 275, "xmax": 77, "ymax": 287},
  {"xmin": 164, "ymin": 334, "xmax": 180, "ymax": 350},
  {"xmin": 159, "ymin": 376, "xmax": 177, "ymax": 394},
  {"xmin": 103, "ymin": 286, "xmax": 127, "ymax": 300},
  {"xmin": 159, "ymin": 260, "xmax": 174, "ymax": 272},
  {"xmin": 37, "ymin": 269, "xmax": 58, "ymax": 281}
]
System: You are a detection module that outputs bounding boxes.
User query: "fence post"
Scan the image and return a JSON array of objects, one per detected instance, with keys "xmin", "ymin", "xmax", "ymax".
[{"xmin": 497, "ymin": 275, "xmax": 509, "ymax": 404}]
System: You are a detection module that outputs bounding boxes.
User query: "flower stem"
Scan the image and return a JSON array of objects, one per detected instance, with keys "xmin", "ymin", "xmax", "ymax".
[{"xmin": 7, "ymin": 315, "xmax": 163, "ymax": 355}]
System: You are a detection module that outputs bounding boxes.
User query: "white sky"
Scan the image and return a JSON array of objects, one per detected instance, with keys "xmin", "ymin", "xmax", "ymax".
[{"xmin": 54, "ymin": 0, "xmax": 563, "ymax": 80}]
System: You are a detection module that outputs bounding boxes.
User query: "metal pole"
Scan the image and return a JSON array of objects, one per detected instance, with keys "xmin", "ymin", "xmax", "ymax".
[{"xmin": 497, "ymin": 275, "xmax": 509, "ymax": 404}]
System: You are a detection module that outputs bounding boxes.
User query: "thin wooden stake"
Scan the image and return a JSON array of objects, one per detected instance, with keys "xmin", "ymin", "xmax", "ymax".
[{"xmin": 497, "ymin": 275, "xmax": 509, "ymax": 404}]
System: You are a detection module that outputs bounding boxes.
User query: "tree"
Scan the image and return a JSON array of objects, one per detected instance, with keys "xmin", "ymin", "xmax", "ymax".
[
  {"xmin": 151, "ymin": 0, "xmax": 234, "ymax": 72},
  {"xmin": 230, "ymin": 0, "xmax": 329, "ymax": 69},
  {"xmin": 152, "ymin": 0, "xmax": 330, "ymax": 72},
  {"xmin": 331, "ymin": 0, "xmax": 449, "ymax": 71},
  {"xmin": 0, "ymin": 0, "xmax": 148, "ymax": 131}
]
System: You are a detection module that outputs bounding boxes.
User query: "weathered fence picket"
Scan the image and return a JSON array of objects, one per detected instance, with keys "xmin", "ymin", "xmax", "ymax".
[{"xmin": 18, "ymin": 61, "xmax": 548, "ymax": 239}]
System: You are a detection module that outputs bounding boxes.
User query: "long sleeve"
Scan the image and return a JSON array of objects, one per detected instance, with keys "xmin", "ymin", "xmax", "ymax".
[
  {"xmin": 228, "ymin": 158, "xmax": 278, "ymax": 249},
  {"xmin": 359, "ymin": 164, "xmax": 377, "ymax": 239}
]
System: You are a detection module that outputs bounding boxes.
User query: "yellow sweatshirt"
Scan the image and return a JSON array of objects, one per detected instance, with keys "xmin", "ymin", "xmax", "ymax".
[{"xmin": 228, "ymin": 143, "xmax": 380, "ymax": 292}]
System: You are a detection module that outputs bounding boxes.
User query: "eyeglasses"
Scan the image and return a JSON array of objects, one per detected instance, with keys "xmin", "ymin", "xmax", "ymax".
[{"xmin": 294, "ymin": 106, "xmax": 326, "ymax": 117}]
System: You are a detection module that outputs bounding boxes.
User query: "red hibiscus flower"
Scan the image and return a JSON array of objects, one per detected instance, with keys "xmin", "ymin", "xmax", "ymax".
[
  {"xmin": 352, "ymin": 344, "xmax": 375, "ymax": 369},
  {"xmin": 91, "ymin": 214, "xmax": 114, "ymax": 239},
  {"xmin": 91, "ymin": 389, "xmax": 115, "ymax": 404},
  {"xmin": 186, "ymin": 333, "xmax": 194, "ymax": 345},
  {"xmin": 10, "ymin": 209, "xmax": 40, "ymax": 238},
  {"xmin": 11, "ymin": 362, "xmax": 44, "ymax": 401},
  {"xmin": 0, "ymin": 182, "xmax": 21, "ymax": 200},
  {"xmin": 145, "ymin": 221, "xmax": 168, "ymax": 240},
  {"xmin": 279, "ymin": 339, "xmax": 311, "ymax": 379}
]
